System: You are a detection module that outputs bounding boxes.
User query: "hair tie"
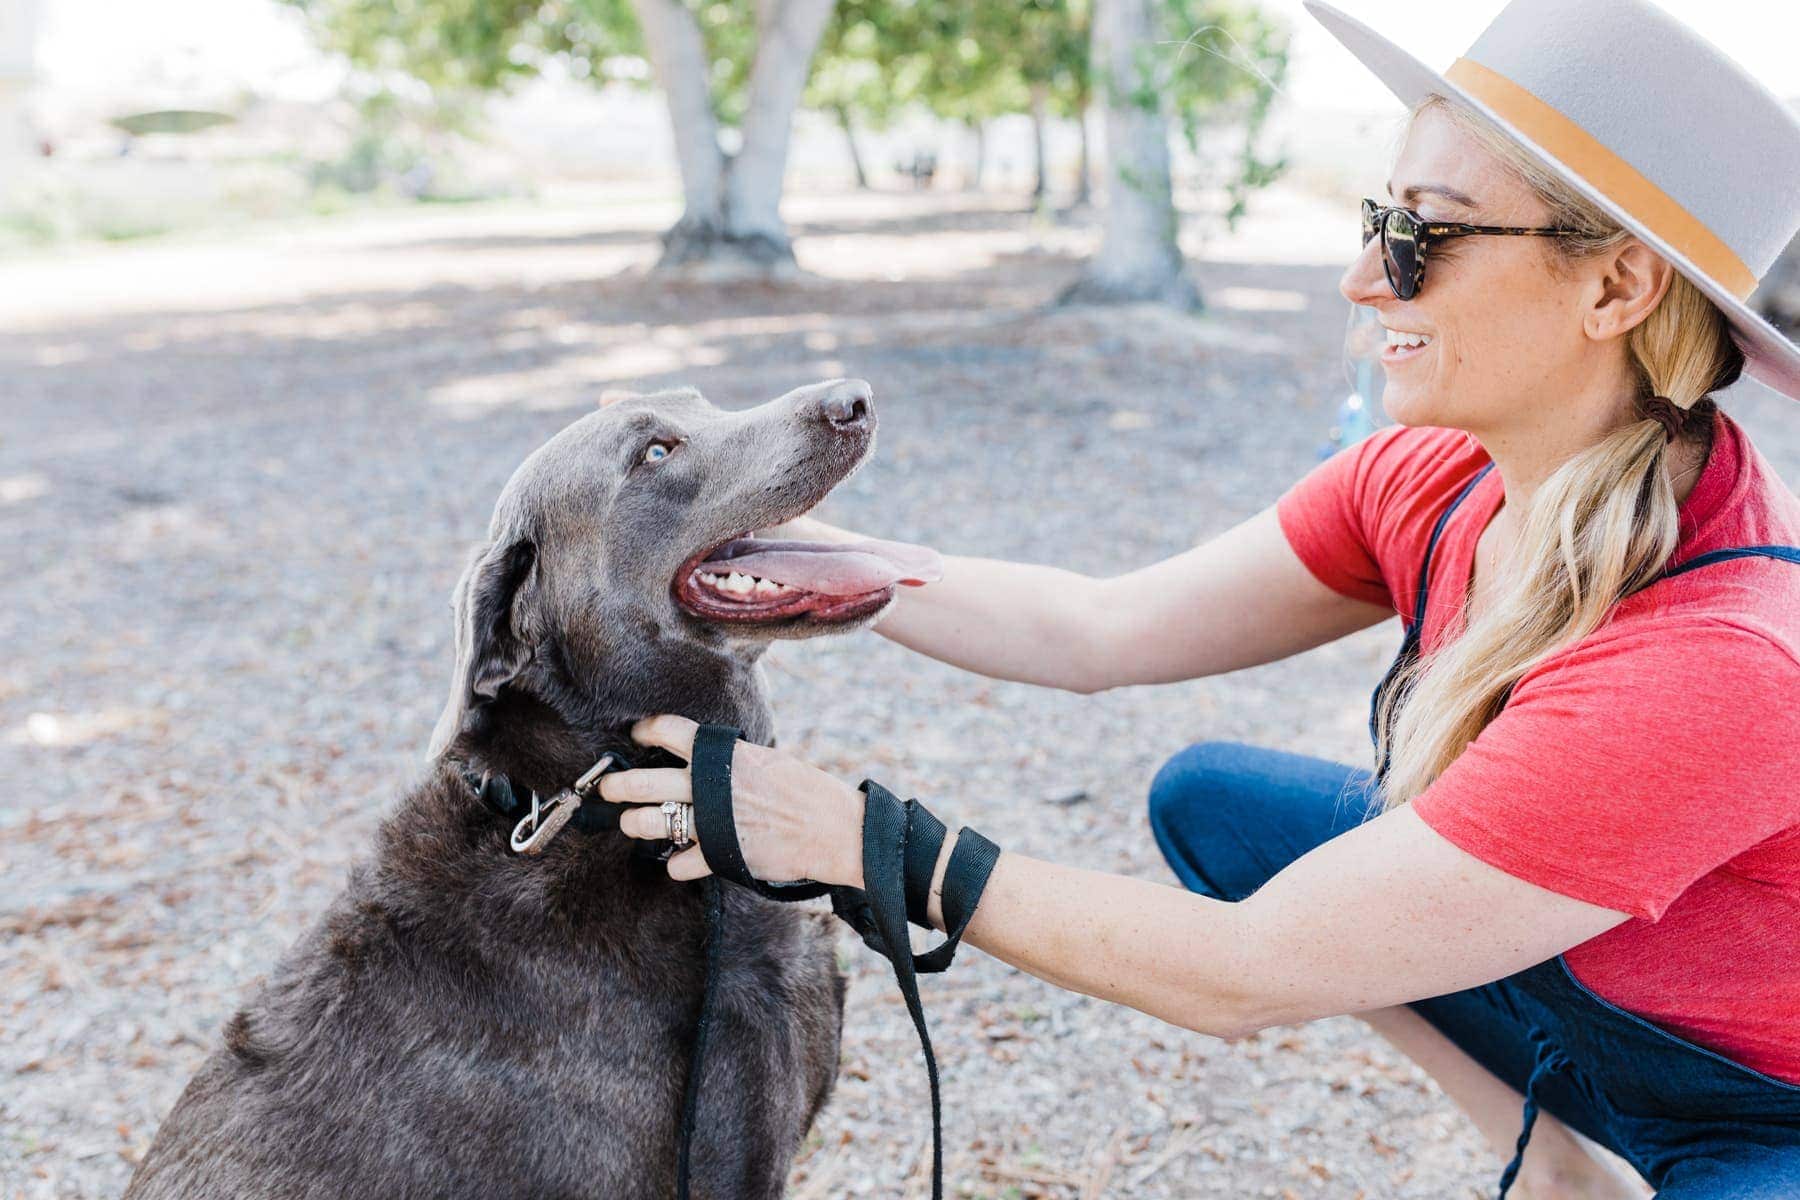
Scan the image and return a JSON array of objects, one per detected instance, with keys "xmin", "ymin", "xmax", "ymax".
[{"xmin": 1639, "ymin": 395, "xmax": 1685, "ymax": 444}]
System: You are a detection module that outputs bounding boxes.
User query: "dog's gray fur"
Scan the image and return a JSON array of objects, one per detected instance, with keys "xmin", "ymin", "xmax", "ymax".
[{"xmin": 126, "ymin": 380, "xmax": 887, "ymax": 1200}]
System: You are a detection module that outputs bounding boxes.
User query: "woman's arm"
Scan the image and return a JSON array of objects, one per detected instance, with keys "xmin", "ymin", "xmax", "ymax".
[
  {"xmin": 609, "ymin": 716, "xmax": 1632, "ymax": 1041},
  {"xmin": 780, "ymin": 507, "xmax": 1393, "ymax": 693},
  {"xmin": 780, "ymin": 512, "xmax": 1120, "ymax": 692},
  {"xmin": 1084, "ymin": 506, "xmax": 1395, "ymax": 686},
  {"xmin": 928, "ymin": 807, "xmax": 1628, "ymax": 1039}
]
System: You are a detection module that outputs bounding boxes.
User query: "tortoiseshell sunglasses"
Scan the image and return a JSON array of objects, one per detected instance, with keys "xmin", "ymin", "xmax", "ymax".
[{"xmin": 1361, "ymin": 198, "xmax": 1577, "ymax": 300}]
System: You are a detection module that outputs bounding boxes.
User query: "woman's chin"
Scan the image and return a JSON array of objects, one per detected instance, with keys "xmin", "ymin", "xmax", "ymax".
[
  {"xmin": 1379, "ymin": 385, "xmax": 1442, "ymax": 428},
  {"xmin": 1379, "ymin": 392, "xmax": 1418, "ymax": 426}
]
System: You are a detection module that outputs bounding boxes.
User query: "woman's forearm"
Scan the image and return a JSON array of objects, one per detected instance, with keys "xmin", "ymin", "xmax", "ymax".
[
  {"xmin": 782, "ymin": 515, "xmax": 1113, "ymax": 692},
  {"xmin": 905, "ymin": 807, "xmax": 1623, "ymax": 1050},
  {"xmin": 925, "ymin": 842, "xmax": 1261, "ymax": 1040}
]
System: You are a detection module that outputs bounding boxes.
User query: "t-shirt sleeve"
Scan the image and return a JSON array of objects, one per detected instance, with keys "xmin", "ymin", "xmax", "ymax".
[
  {"xmin": 1275, "ymin": 428, "xmax": 1407, "ymax": 609},
  {"xmin": 1412, "ymin": 621, "xmax": 1800, "ymax": 921}
]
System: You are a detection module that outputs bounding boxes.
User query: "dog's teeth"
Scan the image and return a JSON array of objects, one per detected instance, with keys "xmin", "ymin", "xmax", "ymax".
[{"xmin": 696, "ymin": 569, "xmax": 782, "ymax": 599}]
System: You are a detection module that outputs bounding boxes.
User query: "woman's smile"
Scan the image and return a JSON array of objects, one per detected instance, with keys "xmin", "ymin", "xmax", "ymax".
[{"xmin": 1381, "ymin": 331, "xmax": 1436, "ymax": 366}]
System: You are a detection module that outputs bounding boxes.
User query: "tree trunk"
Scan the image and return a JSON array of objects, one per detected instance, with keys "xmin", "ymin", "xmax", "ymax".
[
  {"xmin": 964, "ymin": 120, "xmax": 986, "ymax": 192},
  {"xmin": 721, "ymin": 0, "xmax": 836, "ymax": 266},
  {"xmin": 833, "ymin": 102, "xmax": 869, "ymax": 189},
  {"xmin": 1029, "ymin": 83, "xmax": 1049, "ymax": 201},
  {"xmin": 632, "ymin": 0, "xmax": 835, "ymax": 276},
  {"xmin": 1060, "ymin": 0, "xmax": 1200, "ymax": 310},
  {"xmin": 632, "ymin": 0, "xmax": 725, "ymax": 262},
  {"xmin": 0, "ymin": 0, "xmax": 46, "ymax": 195},
  {"xmin": 1074, "ymin": 101, "xmax": 1092, "ymax": 207}
]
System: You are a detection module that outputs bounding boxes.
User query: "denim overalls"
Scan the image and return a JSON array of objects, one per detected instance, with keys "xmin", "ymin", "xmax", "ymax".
[{"xmin": 1369, "ymin": 463, "xmax": 1800, "ymax": 1197}]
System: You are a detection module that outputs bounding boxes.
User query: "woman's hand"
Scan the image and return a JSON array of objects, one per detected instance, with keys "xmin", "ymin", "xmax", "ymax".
[
  {"xmin": 755, "ymin": 512, "xmax": 862, "ymax": 544},
  {"xmin": 597, "ymin": 714, "xmax": 866, "ymax": 887}
]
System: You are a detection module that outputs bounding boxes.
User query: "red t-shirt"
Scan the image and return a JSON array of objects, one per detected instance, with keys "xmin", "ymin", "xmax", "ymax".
[{"xmin": 1277, "ymin": 410, "xmax": 1800, "ymax": 1083}]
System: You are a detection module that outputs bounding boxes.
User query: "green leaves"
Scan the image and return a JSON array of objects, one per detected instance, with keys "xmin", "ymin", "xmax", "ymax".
[
  {"xmin": 1158, "ymin": 1, "xmax": 1294, "ymax": 231},
  {"xmin": 810, "ymin": 0, "xmax": 1090, "ymax": 126},
  {"xmin": 284, "ymin": 0, "xmax": 642, "ymax": 95},
  {"xmin": 287, "ymin": 0, "xmax": 1292, "ymax": 229}
]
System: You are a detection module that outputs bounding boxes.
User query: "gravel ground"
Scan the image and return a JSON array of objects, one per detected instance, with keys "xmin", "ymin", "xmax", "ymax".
[{"xmin": 3, "ymin": 189, "xmax": 1797, "ymax": 1200}]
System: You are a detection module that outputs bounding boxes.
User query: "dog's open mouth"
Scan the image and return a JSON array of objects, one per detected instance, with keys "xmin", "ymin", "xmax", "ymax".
[{"xmin": 674, "ymin": 533, "xmax": 943, "ymax": 624}]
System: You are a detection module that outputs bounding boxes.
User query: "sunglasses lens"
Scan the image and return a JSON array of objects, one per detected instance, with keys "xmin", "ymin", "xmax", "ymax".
[
  {"xmin": 1382, "ymin": 210, "xmax": 1420, "ymax": 300},
  {"xmin": 1361, "ymin": 199, "xmax": 1378, "ymax": 246}
]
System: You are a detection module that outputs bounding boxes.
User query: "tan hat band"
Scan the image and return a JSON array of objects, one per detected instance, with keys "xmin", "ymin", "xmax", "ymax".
[{"xmin": 1444, "ymin": 57, "xmax": 1758, "ymax": 299}]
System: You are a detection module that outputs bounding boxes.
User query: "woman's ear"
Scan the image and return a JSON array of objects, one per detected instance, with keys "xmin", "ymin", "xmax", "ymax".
[
  {"xmin": 426, "ymin": 538, "xmax": 539, "ymax": 760},
  {"xmin": 1583, "ymin": 238, "xmax": 1674, "ymax": 342}
]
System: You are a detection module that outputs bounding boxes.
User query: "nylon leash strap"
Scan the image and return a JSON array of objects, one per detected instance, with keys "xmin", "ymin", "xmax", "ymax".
[{"xmin": 682, "ymin": 724, "xmax": 1000, "ymax": 1200}]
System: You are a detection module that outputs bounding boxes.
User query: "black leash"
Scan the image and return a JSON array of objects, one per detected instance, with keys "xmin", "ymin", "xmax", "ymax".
[
  {"xmin": 675, "ymin": 875, "xmax": 724, "ymax": 1197},
  {"xmin": 682, "ymin": 724, "xmax": 1000, "ymax": 1200},
  {"xmin": 461, "ymin": 727, "xmax": 1001, "ymax": 1200}
]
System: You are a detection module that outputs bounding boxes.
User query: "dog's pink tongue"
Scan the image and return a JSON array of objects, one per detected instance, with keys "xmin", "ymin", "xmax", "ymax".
[{"xmin": 713, "ymin": 538, "xmax": 944, "ymax": 596}]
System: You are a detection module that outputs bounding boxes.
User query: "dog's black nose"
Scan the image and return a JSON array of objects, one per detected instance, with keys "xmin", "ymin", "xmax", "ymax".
[{"xmin": 816, "ymin": 379, "xmax": 873, "ymax": 429}]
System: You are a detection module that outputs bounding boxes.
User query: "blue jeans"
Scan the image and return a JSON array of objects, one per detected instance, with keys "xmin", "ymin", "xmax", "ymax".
[{"xmin": 1147, "ymin": 741, "xmax": 1800, "ymax": 1199}]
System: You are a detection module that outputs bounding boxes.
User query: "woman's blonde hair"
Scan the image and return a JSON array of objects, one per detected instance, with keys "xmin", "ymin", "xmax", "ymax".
[{"xmin": 1373, "ymin": 94, "xmax": 1745, "ymax": 809}]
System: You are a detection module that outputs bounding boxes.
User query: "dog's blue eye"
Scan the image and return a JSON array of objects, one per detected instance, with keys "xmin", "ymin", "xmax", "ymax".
[{"xmin": 642, "ymin": 441, "xmax": 672, "ymax": 464}]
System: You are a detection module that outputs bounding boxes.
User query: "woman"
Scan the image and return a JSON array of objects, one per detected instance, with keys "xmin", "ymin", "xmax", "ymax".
[{"xmin": 602, "ymin": 1, "xmax": 1800, "ymax": 1196}]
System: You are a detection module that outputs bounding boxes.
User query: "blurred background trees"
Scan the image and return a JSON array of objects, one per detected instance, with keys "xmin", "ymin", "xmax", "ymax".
[
  {"xmin": 42, "ymin": 0, "xmax": 1294, "ymax": 296},
  {"xmin": 1065, "ymin": 0, "xmax": 1289, "ymax": 307}
]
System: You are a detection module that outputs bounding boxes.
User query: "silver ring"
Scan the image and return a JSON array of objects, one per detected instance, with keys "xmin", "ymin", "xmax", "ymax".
[{"xmin": 661, "ymin": 801, "xmax": 694, "ymax": 847}]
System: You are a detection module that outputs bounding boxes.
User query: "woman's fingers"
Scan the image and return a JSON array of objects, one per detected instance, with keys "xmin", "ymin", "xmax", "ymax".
[
  {"xmin": 610, "ymin": 812, "xmax": 712, "ymax": 880},
  {"xmin": 616, "ymin": 805, "xmax": 676, "ymax": 841},
  {"xmin": 666, "ymin": 846, "xmax": 711, "ymax": 881},
  {"xmin": 612, "ymin": 713, "xmax": 845, "ymax": 885},
  {"xmin": 602, "ymin": 766, "xmax": 697, "ymax": 848},
  {"xmin": 630, "ymin": 713, "xmax": 700, "ymax": 761},
  {"xmin": 596, "ymin": 767, "xmax": 690, "ymax": 805}
]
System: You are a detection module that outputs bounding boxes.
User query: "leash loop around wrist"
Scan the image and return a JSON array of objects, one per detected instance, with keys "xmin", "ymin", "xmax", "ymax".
[
  {"xmin": 689, "ymin": 724, "xmax": 834, "ymax": 900},
  {"xmin": 680, "ymin": 721, "xmax": 1000, "ymax": 1200}
]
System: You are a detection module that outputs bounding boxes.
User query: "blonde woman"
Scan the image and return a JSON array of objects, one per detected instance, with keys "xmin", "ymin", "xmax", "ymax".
[{"xmin": 601, "ymin": 1, "xmax": 1800, "ymax": 1195}]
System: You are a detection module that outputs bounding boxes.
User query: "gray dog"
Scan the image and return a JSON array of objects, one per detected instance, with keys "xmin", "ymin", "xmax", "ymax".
[{"xmin": 126, "ymin": 379, "xmax": 941, "ymax": 1200}]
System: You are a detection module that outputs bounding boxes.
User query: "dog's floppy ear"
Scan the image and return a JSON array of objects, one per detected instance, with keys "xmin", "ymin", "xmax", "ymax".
[{"xmin": 426, "ymin": 538, "xmax": 540, "ymax": 760}]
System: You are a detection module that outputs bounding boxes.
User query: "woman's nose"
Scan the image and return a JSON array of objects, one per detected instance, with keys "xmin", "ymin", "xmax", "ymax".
[{"xmin": 1339, "ymin": 234, "xmax": 1390, "ymax": 307}]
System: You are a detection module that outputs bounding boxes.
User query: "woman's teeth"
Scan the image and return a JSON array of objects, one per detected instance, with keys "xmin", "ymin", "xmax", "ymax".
[{"xmin": 1385, "ymin": 329, "xmax": 1434, "ymax": 349}]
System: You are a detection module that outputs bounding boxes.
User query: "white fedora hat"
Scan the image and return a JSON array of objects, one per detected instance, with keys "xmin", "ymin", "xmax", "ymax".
[{"xmin": 1304, "ymin": 0, "xmax": 1800, "ymax": 402}]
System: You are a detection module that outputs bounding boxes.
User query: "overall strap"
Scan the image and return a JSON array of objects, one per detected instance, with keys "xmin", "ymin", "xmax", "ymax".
[
  {"xmin": 1661, "ymin": 544, "xmax": 1800, "ymax": 578},
  {"xmin": 1367, "ymin": 462, "xmax": 1496, "ymax": 765},
  {"xmin": 1407, "ymin": 461, "xmax": 1496, "ymax": 631},
  {"xmin": 1495, "ymin": 1033, "xmax": 1573, "ymax": 1199}
]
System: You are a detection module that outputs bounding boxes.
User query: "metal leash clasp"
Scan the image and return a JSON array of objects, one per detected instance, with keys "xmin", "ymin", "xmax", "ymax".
[{"xmin": 509, "ymin": 753, "xmax": 620, "ymax": 856}]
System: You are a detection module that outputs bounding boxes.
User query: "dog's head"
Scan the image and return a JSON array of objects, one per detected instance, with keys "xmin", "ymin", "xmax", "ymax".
[{"xmin": 426, "ymin": 379, "xmax": 939, "ymax": 760}]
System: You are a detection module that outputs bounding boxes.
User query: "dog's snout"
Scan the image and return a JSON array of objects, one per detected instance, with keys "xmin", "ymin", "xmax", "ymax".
[{"xmin": 815, "ymin": 379, "xmax": 873, "ymax": 430}]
